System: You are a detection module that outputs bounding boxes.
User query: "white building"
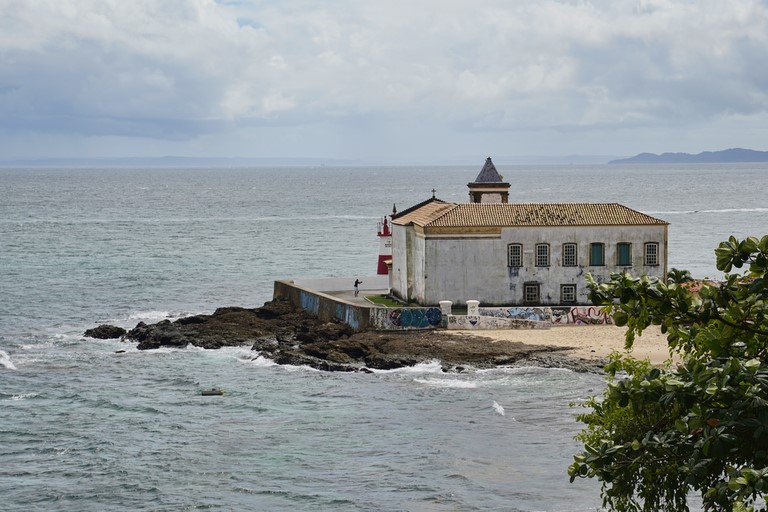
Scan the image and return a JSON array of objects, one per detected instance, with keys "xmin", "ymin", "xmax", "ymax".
[{"xmin": 389, "ymin": 158, "xmax": 669, "ymax": 306}]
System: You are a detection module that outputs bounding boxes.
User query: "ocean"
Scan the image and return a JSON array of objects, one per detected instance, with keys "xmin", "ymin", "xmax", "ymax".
[{"xmin": 2, "ymin": 163, "xmax": 767, "ymax": 511}]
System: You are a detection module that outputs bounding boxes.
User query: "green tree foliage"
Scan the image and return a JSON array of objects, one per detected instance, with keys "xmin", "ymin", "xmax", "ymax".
[
  {"xmin": 569, "ymin": 236, "xmax": 768, "ymax": 511},
  {"xmin": 668, "ymin": 267, "xmax": 695, "ymax": 284}
]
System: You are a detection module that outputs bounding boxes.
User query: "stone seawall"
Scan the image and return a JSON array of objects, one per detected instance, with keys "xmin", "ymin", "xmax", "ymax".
[
  {"xmin": 273, "ymin": 279, "xmax": 613, "ymax": 331},
  {"xmin": 273, "ymin": 279, "xmax": 369, "ymax": 331}
]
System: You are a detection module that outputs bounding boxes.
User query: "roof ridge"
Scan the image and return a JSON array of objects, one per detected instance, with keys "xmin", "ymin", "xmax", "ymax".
[
  {"xmin": 391, "ymin": 196, "xmax": 447, "ymax": 220},
  {"xmin": 421, "ymin": 202, "xmax": 668, "ymax": 227}
]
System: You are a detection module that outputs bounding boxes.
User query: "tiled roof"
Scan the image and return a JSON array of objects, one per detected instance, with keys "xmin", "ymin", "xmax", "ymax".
[
  {"xmin": 391, "ymin": 199, "xmax": 455, "ymax": 226},
  {"xmin": 393, "ymin": 202, "xmax": 668, "ymax": 227}
]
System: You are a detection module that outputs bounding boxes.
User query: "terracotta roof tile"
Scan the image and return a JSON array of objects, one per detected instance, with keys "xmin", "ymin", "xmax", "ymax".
[
  {"xmin": 393, "ymin": 202, "xmax": 668, "ymax": 227},
  {"xmin": 391, "ymin": 200, "xmax": 455, "ymax": 226}
]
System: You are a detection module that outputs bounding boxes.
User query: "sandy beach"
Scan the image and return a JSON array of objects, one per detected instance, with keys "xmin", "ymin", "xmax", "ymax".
[{"xmin": 448, "ymin": 324, "xmax": 674, "ymax": 365}]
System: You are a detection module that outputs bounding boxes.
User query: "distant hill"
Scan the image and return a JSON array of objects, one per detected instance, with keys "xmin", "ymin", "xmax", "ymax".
[{"xmin": 609, "ymin": 148, "xmax": 768, "ymax": 164}]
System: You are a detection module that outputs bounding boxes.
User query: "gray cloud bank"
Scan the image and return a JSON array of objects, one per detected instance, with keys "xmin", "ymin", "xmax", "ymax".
[{"xmin": 0, "ymin": 0, "xmax": 766, "ymax": 161}]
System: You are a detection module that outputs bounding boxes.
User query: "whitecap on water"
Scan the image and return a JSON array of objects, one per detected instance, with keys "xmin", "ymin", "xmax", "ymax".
[
  {"xmin": 412, "ymin": 377, "xmax": 478, "ymax": 389},
  {"xmin": 127, "ymin": 310, "xmax": 173, "ymax": 321},
  {"xmin": 240, "ymin": 354, "xmax": 278, "ymax": 367},
  {"xmin": 0, "ymin": 350, "xmax": 17, "ymax": 370},
  {"xmin": 6, "ymin": 393, "xmax": 39, "ymax": 401},
  {"xmin": 370, "ymin": 360, "xmax": 445, "ymax": 374}
]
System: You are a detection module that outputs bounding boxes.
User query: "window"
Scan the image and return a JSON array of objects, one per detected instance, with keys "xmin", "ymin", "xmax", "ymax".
[
  {"xmin": 535, "ymin": 243, "xmax": 550, "ymax": 267},
  {"xmin": 508, "ymin": 244, "xmax": 522, "ymax": 267},
  {"xmin": 524, "ymin": 283, "xmax": 540, "ymax": 304},
  {"xmin": 561, "ymin": 284, "xmax": 576, "ymax": 303},
  {"xmin": 645, "ymin": 242, "xmax": 659, "ymax": 266},
  {"xmin": 562, "ymin": 243, "xmax": 577, "ymax": 267},
  {"xmin": 590, "ymin": 243, "xmax": 605, "ymax": 266},
  {"xmin": 617, "ymin": 242, "xmax": 632, "ymax": 266}
]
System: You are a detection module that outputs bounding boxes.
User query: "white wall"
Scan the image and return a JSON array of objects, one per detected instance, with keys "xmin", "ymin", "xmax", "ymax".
[
  {"xmin": 420, "ymin": 225, "xmax": 666, "ymax": 305},
  {"xmin": 390, "ymin": 225, "xmax": 409, "ymax": 301},
  {"xmin": 410, "ymin": 228, "xmax": 426, "ymax": 302}
]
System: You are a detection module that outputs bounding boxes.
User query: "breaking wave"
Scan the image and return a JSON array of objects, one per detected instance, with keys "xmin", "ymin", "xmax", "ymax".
[{"xmin": 0, "ymin": 350, "xmax": 17, "ymax": 370}]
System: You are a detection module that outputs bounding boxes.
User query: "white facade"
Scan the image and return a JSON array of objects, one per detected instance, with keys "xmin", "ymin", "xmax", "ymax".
[
  {"xmin": 390, "ymin": 222, "xmax": 667, "ymax": 305},
  {"xmin": 389, "ymin": 160, "xmax": 669, "ymax": 306}
]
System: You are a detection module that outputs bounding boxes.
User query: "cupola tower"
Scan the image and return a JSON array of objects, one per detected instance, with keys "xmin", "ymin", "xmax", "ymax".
[{"xmin": 467, "ymin": 157, "xmax": 510, "ymax": 203}]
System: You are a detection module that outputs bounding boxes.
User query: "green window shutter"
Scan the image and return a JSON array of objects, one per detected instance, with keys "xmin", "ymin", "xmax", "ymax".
[
  {"xmin": 590, "ymin": 243, "xmax": 604, "ymax": 266},
  {"xmin": 617, "ymin": 243, "xmax": 631, "ymax": 266}
]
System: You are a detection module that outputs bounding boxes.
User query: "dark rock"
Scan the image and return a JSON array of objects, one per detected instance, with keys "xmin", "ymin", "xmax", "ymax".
[
  {"xmin": 84, "ymin": 324, "xmax": 127, "ymax": 339},
  {"xmin": 124, "ymin": 299, "xmax": 334, "ymax": 351},
  {"xmin": 176, "ymin": 315, "xmax": 209, "ymax": 325},
  {"xmin": 119, "ymin": 298, "xmax": 605, "ymax": 373}
]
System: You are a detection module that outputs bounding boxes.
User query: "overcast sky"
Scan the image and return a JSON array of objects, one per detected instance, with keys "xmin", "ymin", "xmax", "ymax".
[{"xmin": 1, "ymin": 0, "xmax": 766, "ymax": 162}]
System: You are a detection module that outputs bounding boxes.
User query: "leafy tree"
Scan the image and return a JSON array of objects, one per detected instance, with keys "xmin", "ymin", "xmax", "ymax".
[
  {"xmin": 668, "ymin": 267, "xmax": 695, "ymax": 284},
  {"xmin": 569, "ymin": 235, "xmax": 768, "ymax": 511}
]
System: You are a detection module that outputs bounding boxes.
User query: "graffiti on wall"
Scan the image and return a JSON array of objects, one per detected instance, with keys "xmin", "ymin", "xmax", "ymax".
[
  {"xmin": 447, "ymin": 314, "xmax": 551, "ymax": 330},
  {"xmin": 505, "ymin": 307, "xmax": 551, "ymax": 322},
  {"xmin": 387, "ymin": 308, "xmax": 442, "ymax": 329},
  {"xmin": 449, "ymin": 315, "xmax": 504, "ymax": 329},
  {"xmin": 299, "ymin": 291, "xmax": 319, "ymax": 315},
  {"xmin": 551, "ymin": 306, "xmax": 613, "ymax": 325},
  {"xmin": 334, "ymin": 303, "xmax": 361, "ymax": 331}
]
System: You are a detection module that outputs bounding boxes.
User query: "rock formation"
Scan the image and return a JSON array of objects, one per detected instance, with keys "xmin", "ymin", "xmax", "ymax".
[
  {"xmin": 84, "ymin": 325, "xmax": 127, "ymax": 339},
  {"xmin": 119, "ymin": 299, "xmax": 602, "ymax": 372}
]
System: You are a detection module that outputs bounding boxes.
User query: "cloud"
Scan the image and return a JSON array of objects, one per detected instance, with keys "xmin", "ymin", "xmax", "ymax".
[{"xmin": 0, "ymin": 0, "xmax": 767, "ymax": 158}]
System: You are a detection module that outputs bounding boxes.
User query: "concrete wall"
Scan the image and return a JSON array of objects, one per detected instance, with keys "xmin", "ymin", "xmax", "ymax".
[
  {"xmin": 368, "ymin": 306, "xmax": 443, "ymax": 330},
  {"xmin": 390, "ymin": 226, "xmax": 409, "ymax": 302},
  {"xmin": 274, "ymin": 279, "xmax": 444, "ymax": 331},
  {"xmin": 419, "ymin": 225, "xmax": 667, "ymax": 305},
  {"xmin": 551, "ymin": 306, "xmax": 614, "ymax": 325},
  {"xmin": 479, "ymin": 306, "xmax": 552, "ymax": 322},
  {"xmin": 447, "ymin": 315, "xmax": 549, "ymax": 330},
  {"xmin": 409, "ymin": 228, "xmax": 426, "ymax": 302},
  {"xmin": 275, "ymin": 280, "xmax": 615, "ymax": 331},
  {"xmin": 478, "ymin": 305, "xmax": 613, "ymax": 325},
  {"xmin": 273, "ymin": 280, "xmax": 369, "ymax": 330},
  {"xmin": 391, "ymin": 225, "xmax": 428, "ymax": 304}
]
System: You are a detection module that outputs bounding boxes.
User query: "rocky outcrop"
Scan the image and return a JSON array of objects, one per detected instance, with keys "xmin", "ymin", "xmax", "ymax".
[
  {"xmin": 249, "ymin": 328, "xmax": 580, "ymax": 372},
  {"xmin": 124, "ymin": 301, "xmax": 325, "ymax": 350},
  {"xmin": 122, "ymin": 299, "xmax": 601, "ymax": 372},
  {"xmin": 84, "ymin": 325, "xmax": 127, "ymax": 339}
]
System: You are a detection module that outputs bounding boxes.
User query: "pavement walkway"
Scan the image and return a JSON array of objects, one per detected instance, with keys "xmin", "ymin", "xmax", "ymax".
[{"xmin": 324, "ymin": 289, "xmax": 390, "ymax": 306}]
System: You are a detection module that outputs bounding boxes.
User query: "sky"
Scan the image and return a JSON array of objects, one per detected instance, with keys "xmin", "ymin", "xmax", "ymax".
[{"xmin": 1, "ymin": 0, "xmax": 767, "ymax": 163}]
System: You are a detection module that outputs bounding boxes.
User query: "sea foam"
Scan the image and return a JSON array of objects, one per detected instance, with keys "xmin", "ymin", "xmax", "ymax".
[
  {"xmin": 0, "ymin": 350, "xmax": 18, "ymax": 370},
  {"xmin": 370, "ymin": 360, "xmax": 445, "ymax": 374},
  {"xmin": 412, "ymin": 377, "xmax": 478, "ymax": 389}
]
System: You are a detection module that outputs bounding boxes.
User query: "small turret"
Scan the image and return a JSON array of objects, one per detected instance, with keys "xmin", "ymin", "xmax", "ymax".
[{"xmin": 467, "ymin": 157, "xmax": 511, "ymax": 203}]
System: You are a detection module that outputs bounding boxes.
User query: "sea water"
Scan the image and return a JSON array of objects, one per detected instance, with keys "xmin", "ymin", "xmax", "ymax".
[{"xmin": 2, "ymin": 164, "xmax": 768, "ymax": 511}]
